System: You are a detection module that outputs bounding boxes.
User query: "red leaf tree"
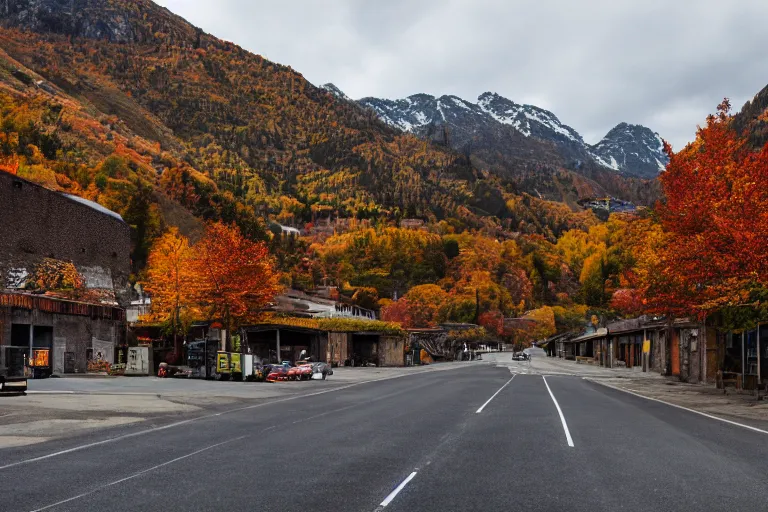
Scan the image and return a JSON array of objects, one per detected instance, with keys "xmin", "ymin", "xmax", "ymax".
[
  {"xmin": 643, "ymin": 100, "xmax": 768, "ymax": 319},
  {"xmin": 193, "ymin": 222, "xmax": 282, "ymax": 349}
]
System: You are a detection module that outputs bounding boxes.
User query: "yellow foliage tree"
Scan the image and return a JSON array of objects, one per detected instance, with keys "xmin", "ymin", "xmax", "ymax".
[{"xmin": 142, "ymin": 228, "xmax": 197, "ymax": 355}]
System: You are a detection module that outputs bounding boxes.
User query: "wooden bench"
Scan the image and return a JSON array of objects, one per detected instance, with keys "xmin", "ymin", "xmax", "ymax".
[{"xmin": 718, "ymin": 371, "xmax": 741, "ymax": 393}]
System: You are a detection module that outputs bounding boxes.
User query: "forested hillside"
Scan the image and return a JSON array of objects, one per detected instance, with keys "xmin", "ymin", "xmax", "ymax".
[
  {"xmin": 0, "ymin": 0, "xmax": 680, "ymax": 343},
  {"xmin": 0, "ymin": 0, "xmax": 602, "ymax": 263}
]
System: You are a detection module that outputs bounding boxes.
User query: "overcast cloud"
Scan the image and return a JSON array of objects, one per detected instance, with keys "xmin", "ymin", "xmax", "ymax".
[{"xmin": 157, "ymin": 0, "xmax": 768, "ymax": 149}]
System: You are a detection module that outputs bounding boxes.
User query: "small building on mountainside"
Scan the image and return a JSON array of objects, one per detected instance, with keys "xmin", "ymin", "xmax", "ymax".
[{"xmin": 0, "ymin": 170, "xmax": 130, "ymax": 376}]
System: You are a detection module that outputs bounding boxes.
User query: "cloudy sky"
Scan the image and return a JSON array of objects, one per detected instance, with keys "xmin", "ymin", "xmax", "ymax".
[{"xmin": 157, "ymin": 0, "xmax": 768, "ymax": 149}]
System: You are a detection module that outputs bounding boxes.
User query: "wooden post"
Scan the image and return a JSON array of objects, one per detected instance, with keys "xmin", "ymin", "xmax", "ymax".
[
  {"xmin": 276, "ymin": 329, "xmax": 281, "ymax": 364},
  {"xmin": 643, "ymin": 329, "xmax": 648, "ymax": 373},
  {"xmin": 28, "ymin": 323, "xmax": 33, "ymax": 375},
  {"xmin": 757, "ymin": 323, "xmax": 762, "ymax": 400},
  {"xmin": 700, "ymin": 324, "xmax": 707, "ymax": 383},
  {"xmin": 742, "ymin": 331, "xmax": 746, "ymax": 390}
]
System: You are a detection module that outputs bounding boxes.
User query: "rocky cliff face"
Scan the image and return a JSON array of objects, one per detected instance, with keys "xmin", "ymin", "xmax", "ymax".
[{"xmin": 0, "ymin": 0, "xmax": 197, "ymax": 44}]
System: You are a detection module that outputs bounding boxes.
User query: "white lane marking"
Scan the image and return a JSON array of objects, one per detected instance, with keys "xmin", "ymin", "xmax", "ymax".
[
  {"xmin": 28, "ymin": 435, "xmax": 247, "ymax": 512},
  {"xmin": 476, "ymin": 375, "xmax": 516, "ymax": 413},
  {"xmin": 25, "ymin": 391, "xmax": 75, "ymax": 395},
  {"xmin": 379, "ymin": 471, "xmax": 417, "ymax": 507},
  {"xmin": 542, "ymin": 376, "xmax": 574, "ymax": 447},
  {"xmin": 1, "ymin": 366, "xmax": 467, "ymax": 471},
  {"xmin": 591, "ymin": 380, "xmax": 768, "ymax": 436}
]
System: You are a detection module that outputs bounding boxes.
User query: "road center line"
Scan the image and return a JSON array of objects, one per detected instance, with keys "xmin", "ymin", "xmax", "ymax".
[
  {"xmin": 542, "ymin": 376, "xmax": 574, "ymax": 447},
  {"xmin": 378, "ymin": 471, "xmax": 417, "ymax": 508},
  {"xmin": 476, "ymin": 375, "xmax": 515, "ymax": 413},
  {"xmin": 28, "ymin": 435, "xmax": 247, "ymax": 512}
]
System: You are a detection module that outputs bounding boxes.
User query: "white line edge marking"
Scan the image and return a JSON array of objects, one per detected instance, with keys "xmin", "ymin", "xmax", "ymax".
[
  {"xmin": 28, "ymin": 435, "xmax": 247, "ymax": 512},
  {"xmin": 1, "ymin": 365, "xmax": 470, "ymax": 471},
  {"xmin": 379, "ymin": 471, "xmax": 417, "ymax": 507},
  {"xmin": 589, "ymin": 379, "xmax": 768, "ymax": 436},
  {"xmin": 25, "ymin": 391, "xmax": 75, "ymax": 395},
  {"xmin": 542, "ymin": 376, "xmax": 574, "ymax": 447},
  {"xmin": 476, "ymin": 375, "xmax": 516, "ymax": 413}
]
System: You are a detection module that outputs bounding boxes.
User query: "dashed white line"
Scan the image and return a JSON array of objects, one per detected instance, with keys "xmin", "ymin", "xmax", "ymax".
[
  {"xmin": 28, "ymin": 435, "xmax": 247, "ymax": 512},
  {"xmin": 379, "ymin": 471, "xmax": 417, "ymax": 508},
  {"xmin": 542, "ymin": 376, "xmax": 574, "ymax": 447},
  {"xmin": 476, "ymin": 375, "xmax": 516, "ymax": 413}
]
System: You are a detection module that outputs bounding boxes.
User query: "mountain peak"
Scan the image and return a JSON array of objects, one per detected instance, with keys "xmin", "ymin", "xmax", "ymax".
[
  {"xmin": 320, "ymin": 83, "xmax": 351, "ymax": 101},
  {"xmin": 590, "ymin": 123, "xmax": 667, "ymax": 178},
  {"xmin": 360, "ymin": 90, "xmax": 667, "ymax": 181}
]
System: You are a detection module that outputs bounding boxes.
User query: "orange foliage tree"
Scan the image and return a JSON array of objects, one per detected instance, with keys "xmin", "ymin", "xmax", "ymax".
[
  {"xmin": 643, "ymin": 100, "xmax": 768, "ymax": 321},
  {"xmin": 478, "ymin": 310, "xmax": 505, "ymax": 337},
  {"xmin": 142, "ymin": 228, "xmax": 197, "ymax": 356},
  {"xmin": 193, "ymin": 222, "xmax": 282, "ymax": 350},
  {"xmin": 381, "ymin": 298, "xmax": 412, "ymax": 327}
]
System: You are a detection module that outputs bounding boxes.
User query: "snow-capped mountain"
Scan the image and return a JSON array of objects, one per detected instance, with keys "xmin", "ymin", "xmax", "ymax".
[
  {"xmin": 358, "ymin": 90, "xmax": 666, "ymax": 178},
  {"xmin": 590, "ymin": 123, "xmax": 668, "ymax": 179},
  {"xmin": 320, "ymin": 83, "xmax": 352, "ymax": 102},
  {"xmin": 477, "ymin": 92, "xmax": 585, "ymax": 152}
]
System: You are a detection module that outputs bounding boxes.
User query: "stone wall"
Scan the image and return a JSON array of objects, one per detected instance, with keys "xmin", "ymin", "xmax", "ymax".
[{"xmin": 0, "ymin": 171, "xmax": 131, "ymax": 306}]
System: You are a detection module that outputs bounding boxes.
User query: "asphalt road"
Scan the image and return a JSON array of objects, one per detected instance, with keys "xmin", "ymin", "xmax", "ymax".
[{"xmin": 2, "ymin": 360, "xmax": 768, "ymax": 511}]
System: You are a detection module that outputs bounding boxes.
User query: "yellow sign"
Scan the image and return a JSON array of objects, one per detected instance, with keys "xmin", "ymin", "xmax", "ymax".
[
  {"xmin": 642, "ymin": 340, "xmax": 651, "ymax": 354},
  {"xmin": 230, "ymin": 353, "xmax": 241, "ymax": 373},
  {"xmin": 217, "ymin": 352, "xmax": 230, "ymax": 373}
]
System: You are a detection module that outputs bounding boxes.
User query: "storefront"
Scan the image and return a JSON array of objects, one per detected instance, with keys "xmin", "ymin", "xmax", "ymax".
[
  {"xmin": 0, "ymin": 292, "xmax": 125, "ymax": 377},
  {"xmin": 721, "ymin": 325, "xmax": 768, "ymax": 390}
]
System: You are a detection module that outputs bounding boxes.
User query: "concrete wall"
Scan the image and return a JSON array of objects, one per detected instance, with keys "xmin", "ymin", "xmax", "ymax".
[{"xmin": 0, "ymin": 170, "xmax": 131, "ymax": 306}]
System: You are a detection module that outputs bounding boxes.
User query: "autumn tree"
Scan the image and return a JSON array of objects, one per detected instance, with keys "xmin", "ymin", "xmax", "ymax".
[
  {"xmin": 193, "ymin": 222, "xmax": 282, "ymax": 350},
  {"xmin": 642, "ymin": 100, "xmax": 768, "ymax": 326},
  {"xmin": 511, "ymin": 306, "xmax": 556, "ymax": 348},
  {"xmin": 142, "ymin": 228, "xmax": 196, "ymax": 356},
  {"xmin": 400, "ymin": 284, "xmax": 450, "ymax": 327},
  {"xmin": 479, "ymin": 310, "xmax": 505, "ymax": 338},
  {"xmin": 381, "ymin": 298, "xmax": 413, "ymax": 327}
]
